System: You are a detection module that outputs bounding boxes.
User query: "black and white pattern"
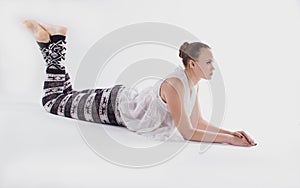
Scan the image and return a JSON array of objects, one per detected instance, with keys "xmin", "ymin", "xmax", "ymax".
[
  {"xmin": 37, "ymin": 34, "xmax": 126, "ymax": 127},
  {"xmin": 99, "ymin": 88, "xmax": 112, "ymax": 124}
]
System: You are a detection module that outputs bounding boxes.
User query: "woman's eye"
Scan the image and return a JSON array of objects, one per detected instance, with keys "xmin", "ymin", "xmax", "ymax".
[{"xmin": 206, "ymin": 61, "xmax": 211, "ymax": 64}]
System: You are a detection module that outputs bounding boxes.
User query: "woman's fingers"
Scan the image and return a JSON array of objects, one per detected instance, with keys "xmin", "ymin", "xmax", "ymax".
[
  {"xmin": 242, "ymin": 137, "xmax": 252, "ymax": 146},
  {"xmin": 230, "ymin": 131, "xmax": 257, "ymax": 146},
  {"xmin": 232, "ymin": 131, "xmax": 243, "ymax": 139},
  {"xmin": 229, "ymin": 135, "xmax": 254, "ymax": 147},
  {"xmin": 239, "ymin": 131, "xmax": 251, "ymax": 143},
  {"xmin": 238, "ymin": 137, "xmax": 252, "ymax": 146},
  {"xmin": 239, "ymin": 131, "xmax": 256, "ymax": 145}
]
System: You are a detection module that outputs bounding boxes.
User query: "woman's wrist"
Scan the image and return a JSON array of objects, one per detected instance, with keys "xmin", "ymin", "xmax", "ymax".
[
  {"xmin": 217, "ymin": 133, "xmax": 233, "ymax": 144},
  {"xmin": 224, "ymin": 134, "xmax": 234, "ymax": 144},
  {"xmin": 220, "ymin": 129, "xmax": 233, "ymax": 135}
]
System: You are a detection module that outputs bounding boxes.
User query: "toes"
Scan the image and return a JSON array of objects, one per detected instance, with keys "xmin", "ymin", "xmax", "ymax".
[{"xmin": 22, "ymin": 19, "xmax": 35, "ymax": 29}]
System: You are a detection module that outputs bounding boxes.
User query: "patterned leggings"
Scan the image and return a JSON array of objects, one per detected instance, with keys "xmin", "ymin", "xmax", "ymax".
[{"xmin": 38, "ymin": 35, "xmax": 126, "ymax": 127}]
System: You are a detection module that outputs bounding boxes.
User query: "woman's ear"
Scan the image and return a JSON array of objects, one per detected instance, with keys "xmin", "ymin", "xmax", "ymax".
[{"xmin": 189, "ymin": 60, "xmax": 195, "ymax": 69}]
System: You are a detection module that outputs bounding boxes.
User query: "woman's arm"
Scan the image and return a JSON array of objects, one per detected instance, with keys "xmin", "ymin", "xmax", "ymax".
[
  {"xmin": 160, "ymin": 78, "xmax": 194, "ymax": 139},
  {"xmin": 196, "ymin": 118, "xmax": 232, "ymax": 135},
  {"xmin": 161, "ymin": 78, "xmax": 253, "ymax": 146},
  {"xmin": 193, "ymin": 119, "xmax": 256, "ymax": 145},
  {"xmin": 190, "ymin": 86, "xmax": 256, "ymax": 145},
  {"xmin": 182, "ymin": 128, "xmax": 253, "ymax": 147},
  {"xmin": 190, "ymin": 86, "xmax": 232, "ymax": 134}
]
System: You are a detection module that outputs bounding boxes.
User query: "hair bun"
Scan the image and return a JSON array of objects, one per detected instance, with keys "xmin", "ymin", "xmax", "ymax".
[{"xmin": 179, "ymin": 42, "xmax": 189, "ymax": 58}]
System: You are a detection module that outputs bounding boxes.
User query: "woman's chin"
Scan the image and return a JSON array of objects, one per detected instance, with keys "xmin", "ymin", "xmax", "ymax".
[{"xmin": 205, "ymin": 75, "xmax": 213, "ymax": 80}]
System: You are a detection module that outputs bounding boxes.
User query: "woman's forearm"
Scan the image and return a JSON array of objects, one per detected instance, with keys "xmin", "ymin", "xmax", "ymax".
[
  {"xmin": 198, "ymin": 119, "xmax": 232, "ymax": 135},
  {"xmin": 184, "ymin": 128, "xmax": 230, "ymax": 143}
]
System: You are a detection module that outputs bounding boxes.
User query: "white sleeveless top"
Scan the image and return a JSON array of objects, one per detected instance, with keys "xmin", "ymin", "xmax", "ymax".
[{"xmin": 118, "ymin": 66, "xmax": 197, "ymax": 142}]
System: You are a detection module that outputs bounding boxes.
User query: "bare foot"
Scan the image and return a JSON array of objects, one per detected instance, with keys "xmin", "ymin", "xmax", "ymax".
[
  {"xmin": 40, "ymin": 22, "xmax": 67, "ymax": 36},
  {"xmin": 22, "ymin": 19, "xmax": 50, "ymax": 43}
]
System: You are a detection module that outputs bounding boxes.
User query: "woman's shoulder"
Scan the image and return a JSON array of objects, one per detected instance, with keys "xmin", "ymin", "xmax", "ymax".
[
  {"xmin": 160, "ymin": 77, "xmax": 185, "ymax": 99},
  {"xmin": 161, "ymin": 77, "xmax": 184, "ymax": 88},
  {"xmin": 163, "ymin": 66, "xmax": 186, "ymax": 87},
  {"xmin": 162, "ymin": 66, "xmax": 185, "ymax": 84}
]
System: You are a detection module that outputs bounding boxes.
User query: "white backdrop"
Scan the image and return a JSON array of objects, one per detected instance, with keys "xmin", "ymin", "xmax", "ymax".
[{"xmin": 0, "ymin": 0, "xmax": 300, "ymax": 187}]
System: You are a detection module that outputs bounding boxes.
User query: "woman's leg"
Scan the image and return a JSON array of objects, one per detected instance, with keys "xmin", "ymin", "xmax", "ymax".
[{"xmin": 23, "ymin": 20, "xmax": 126, "ymax": 127}]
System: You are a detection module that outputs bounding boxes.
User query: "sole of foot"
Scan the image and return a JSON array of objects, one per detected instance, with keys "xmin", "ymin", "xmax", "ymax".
[{"xmin": 39, "ymin": 22, "xmax": 68, "ymax": 36}]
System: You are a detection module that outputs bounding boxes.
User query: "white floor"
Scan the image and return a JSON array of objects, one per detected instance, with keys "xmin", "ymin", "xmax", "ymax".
[{"xmin": 0, "ymin": 100, "xmax": 299, "ymax": 188}]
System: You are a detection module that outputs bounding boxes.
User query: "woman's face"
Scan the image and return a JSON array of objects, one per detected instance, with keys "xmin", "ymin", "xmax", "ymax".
[{"xmin": 193, "ymin": 48, "xmax": 215, "ymax": 80}]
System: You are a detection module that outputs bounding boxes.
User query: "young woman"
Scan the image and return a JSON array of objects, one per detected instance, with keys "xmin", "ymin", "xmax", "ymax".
[{"xmin": 23, "ymin": 19, "xmax": 256, "ymax": 147}]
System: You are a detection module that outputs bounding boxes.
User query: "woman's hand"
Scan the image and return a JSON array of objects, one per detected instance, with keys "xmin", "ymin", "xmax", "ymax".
[
  {"xmin": 228, "ymin": 135, "xmax": 251, "ymax": 146},
  {"xmin": 230, "ymin": 131, "xmax": 257, "ymax": 146},
  {"xmin": 228, "ymin": 130, "xmax": 257, "ymax": 146}
]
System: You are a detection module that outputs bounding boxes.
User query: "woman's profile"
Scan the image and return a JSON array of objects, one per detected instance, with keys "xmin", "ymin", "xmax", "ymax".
[{"xmin": 22, "ymin": 19, "xmax": 256, "ymax": 147}]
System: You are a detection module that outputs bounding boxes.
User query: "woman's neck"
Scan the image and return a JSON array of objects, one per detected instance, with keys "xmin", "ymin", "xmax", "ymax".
[{"xmin": 184, "ymin": 68, "xmax": 199, "ymax": 88}]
